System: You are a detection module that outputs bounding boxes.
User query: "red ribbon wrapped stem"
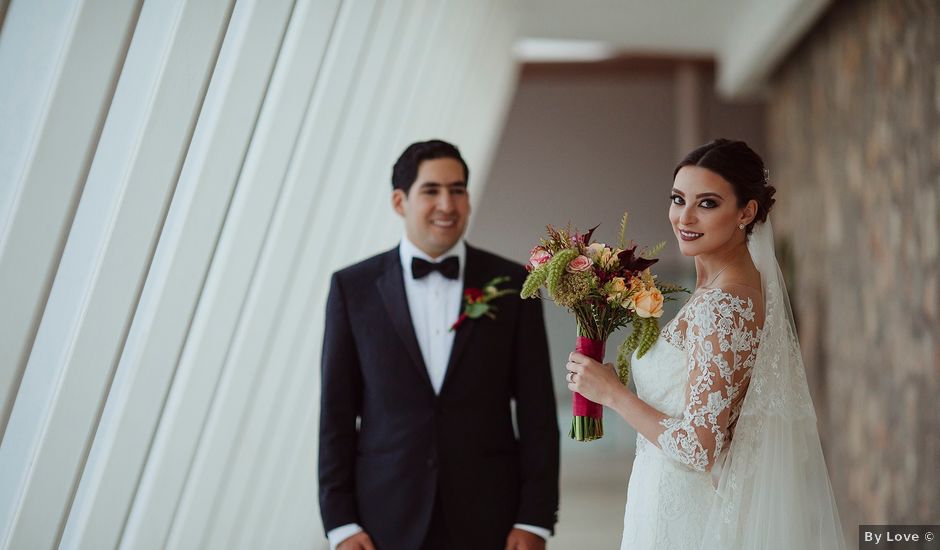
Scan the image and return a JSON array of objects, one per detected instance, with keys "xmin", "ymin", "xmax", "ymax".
[{"xmin": 573, "ymin": 336, "xmax": 605, "ymax": 418}]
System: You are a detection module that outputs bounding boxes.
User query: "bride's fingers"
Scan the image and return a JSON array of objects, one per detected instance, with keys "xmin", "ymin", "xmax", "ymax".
[
  {"xmin": 568, "ymin": 354, "xmax": 601, "ymax": 372},
  {"xmin": 564, "ymin": 369, "xmax": 583, "ymax": 391},
  {"xmin": 568, "ymin": 351, "xmax": 592, "ymax": 365}
]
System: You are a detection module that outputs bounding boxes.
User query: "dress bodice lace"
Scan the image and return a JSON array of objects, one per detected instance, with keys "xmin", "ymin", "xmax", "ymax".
[
  {"xmin": 621, "ymin": 287, "xmax": 765, "ymax": 549},
  {"xmin": 634, "ymin": 287, "xmax": 763, "ymax": 472}
]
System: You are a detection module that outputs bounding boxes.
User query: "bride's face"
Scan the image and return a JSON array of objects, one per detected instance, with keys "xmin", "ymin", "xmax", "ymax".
[{"xmin": 669, "ymin": 166, "xmax": 754, "ymax": 257}]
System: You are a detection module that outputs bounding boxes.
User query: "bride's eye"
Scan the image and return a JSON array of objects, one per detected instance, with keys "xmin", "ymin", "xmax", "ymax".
[
  {"xmin": 670, "ymin": 194, "xmax": 684, "ymax": 205},
  {"xmin": 700, "ymin": 199, "xmax": 717, "ymax": 208}
]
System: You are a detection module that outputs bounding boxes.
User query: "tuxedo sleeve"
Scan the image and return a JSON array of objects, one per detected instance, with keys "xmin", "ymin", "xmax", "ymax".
[
  {"xmin": 511, "ymin": 292, "xmax": 560, "ymax": 532},
  {"xmin": 318, "ymin": 272, "xmax": 364, "ymax": 532}
]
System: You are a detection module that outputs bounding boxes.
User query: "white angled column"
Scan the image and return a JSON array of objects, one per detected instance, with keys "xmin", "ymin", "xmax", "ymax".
[
  {"xmin": 58, "ymin": 0, "xmax": 296, "ymax": 548},
  {"xmin": 0, "ymin": 0, "xmax": 141, "ymax": 442},
  {"xmin": 0, "ymin": 0, "xmax": 234, "ymax": 548},
  {"xmin": 0, "ymin": 1, "xmax": 524, "ymax": 548}
]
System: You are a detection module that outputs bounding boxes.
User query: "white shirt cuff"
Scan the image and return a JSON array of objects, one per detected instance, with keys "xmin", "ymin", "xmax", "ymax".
[
  {"xmin": 514, "ymin": 523, "xmax": 551, "ymax": 540},
  {"xmin": 327, "ymin": 523, "xmax": 363, "ymax": 550}
]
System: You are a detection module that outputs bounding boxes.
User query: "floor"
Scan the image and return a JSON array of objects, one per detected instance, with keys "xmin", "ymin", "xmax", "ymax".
[{"xmin": 551, "ymin": 410, "xmax": 636, "ymax": 549}]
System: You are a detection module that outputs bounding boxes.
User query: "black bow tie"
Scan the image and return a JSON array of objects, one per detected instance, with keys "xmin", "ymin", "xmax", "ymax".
[{"xmin": 411, "ymin": 256, "xmax": 459, "ymax": 280}]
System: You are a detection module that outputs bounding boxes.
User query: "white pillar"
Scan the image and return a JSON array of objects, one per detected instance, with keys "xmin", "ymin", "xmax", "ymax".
[{"xmin": 0, "ymin": 1, "xmax": 522, "ymax": 548}]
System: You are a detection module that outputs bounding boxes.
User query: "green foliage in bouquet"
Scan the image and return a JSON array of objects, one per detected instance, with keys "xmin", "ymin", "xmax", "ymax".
[
  {"xmin": 520, "ymin": 266, "xmax": 549, "ymax": 299},
  {"xmin": 545, "ymin": 249, "xmax": 579, "ymax": 299},
  {"xmin": 616, "ymin": 316, "xmax": 661, "ymax": 385}
]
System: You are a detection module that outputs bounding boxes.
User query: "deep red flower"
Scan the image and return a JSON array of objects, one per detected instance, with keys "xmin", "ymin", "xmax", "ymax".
[
  {"xmin": 464, "ymin": 288, "xmax": 484, "ymax": 301},
  {"xmin": 617, "ymin": 246, "xmax": 658, "ymax": 272}
]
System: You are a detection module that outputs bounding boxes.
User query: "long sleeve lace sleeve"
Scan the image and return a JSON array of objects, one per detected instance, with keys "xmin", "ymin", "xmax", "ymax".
[{"xmin": 655, "ymin": 288, "xmax": 763, "ymax": 472}]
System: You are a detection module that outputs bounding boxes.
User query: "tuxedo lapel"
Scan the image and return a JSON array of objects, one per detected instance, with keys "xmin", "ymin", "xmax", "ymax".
[
  {"xmin": 439, "ymin": 245, "xmax": 485, "ymax": 395},
  {"xmin": 376, "ymin": 250, "xmax": 434, "ymax": 394}
]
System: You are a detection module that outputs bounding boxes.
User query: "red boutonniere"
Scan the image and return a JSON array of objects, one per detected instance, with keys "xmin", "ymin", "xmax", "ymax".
[{"xmin": 449, "ymin": 276, "xmax": 515, "ymax": 331}]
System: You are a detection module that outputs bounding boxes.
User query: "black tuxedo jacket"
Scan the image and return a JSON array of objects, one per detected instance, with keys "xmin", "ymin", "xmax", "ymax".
[{"xmin": 318, "ymin": 243, "xmax": 559, "ymax": 549}]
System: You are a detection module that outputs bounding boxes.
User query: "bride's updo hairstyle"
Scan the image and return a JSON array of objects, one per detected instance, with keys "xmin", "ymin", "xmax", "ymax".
[{"xmin": 673, "ymin": 139, "xmax": 776, "ymax": 236}]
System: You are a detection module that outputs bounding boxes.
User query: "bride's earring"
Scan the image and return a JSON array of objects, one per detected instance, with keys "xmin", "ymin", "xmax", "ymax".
[{"xmin": 739, "ymin": 223, "xmax": 745, "ymax": 230}]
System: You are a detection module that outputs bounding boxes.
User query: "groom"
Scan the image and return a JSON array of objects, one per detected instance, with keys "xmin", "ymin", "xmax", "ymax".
[{"xmin": 318, "ymin": 140, "xmax": 559, "ymax": 549}]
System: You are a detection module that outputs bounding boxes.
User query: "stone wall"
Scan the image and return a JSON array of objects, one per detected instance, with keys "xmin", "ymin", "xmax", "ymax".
[{"xmin": 768, "ymin": 0, "xmax": 939, "ymax": 537}]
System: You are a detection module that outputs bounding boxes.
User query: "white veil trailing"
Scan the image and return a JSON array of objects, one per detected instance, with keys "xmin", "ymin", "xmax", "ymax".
[{"xmin": 699, "ymin": 218, "xmax": 847, "ymax": 549}]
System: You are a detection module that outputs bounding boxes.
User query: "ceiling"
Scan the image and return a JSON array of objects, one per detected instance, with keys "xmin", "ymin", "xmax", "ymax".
[{"xmin": 515, "ymin": 0, "xmax": 832, "ymax": 98}]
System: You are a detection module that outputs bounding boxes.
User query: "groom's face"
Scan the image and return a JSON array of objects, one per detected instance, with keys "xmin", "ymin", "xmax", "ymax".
[{"xmin": 392, "ymin": 157, "xmax": 470, "ymax": 258}]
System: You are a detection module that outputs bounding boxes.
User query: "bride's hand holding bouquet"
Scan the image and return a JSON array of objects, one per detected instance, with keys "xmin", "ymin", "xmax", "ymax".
[{"xmin": 563, "ymin": 351, "xmax": 625, "ymax": 408}]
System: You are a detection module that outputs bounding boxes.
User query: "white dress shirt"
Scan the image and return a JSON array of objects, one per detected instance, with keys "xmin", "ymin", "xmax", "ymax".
[
  {"xmin": 326, "ymin": 237, "xmax": 549, "ymax": 548},
  {"xmin": 399, "ymin": 236, "xmax": 465, "ymax": 394}
]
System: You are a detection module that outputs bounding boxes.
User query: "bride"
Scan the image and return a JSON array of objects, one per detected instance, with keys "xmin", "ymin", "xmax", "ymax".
[{"xmin": 565, "ymin": 139, "xmax": 846, "ymax": 549}]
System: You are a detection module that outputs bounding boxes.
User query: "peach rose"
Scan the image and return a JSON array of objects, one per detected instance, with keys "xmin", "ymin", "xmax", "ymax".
[
  {"xmin": 605, "ymin": 277, "xmax": 628, "ymax": 305},
  {"xmin": 631, "ymin": 287, "xmax": 664, "ymax": 318},
  {"xmin": 628, "ymin": 277, "xmax": 645, "ymax": 294},
  {"xmin": 607, "ymin": 277, "xmax": 627, "ymax": 293},
  {"xmin": 529, "ymin": 248, "xmax": 552, "ymax": 268},
  {"xmin": 566, "ymin": 255, "xmax": 593, "ymax": 273}
]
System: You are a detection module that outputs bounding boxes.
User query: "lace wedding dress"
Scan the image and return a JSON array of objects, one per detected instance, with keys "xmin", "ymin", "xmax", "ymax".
[{"xmin": 620, "ymin": 220, "xmax": 846, "ymax": 550}]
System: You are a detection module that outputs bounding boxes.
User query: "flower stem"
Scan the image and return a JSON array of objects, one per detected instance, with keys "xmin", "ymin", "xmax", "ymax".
[{"xmin": 569, "ymin": 416, "xmax": 604, "ymax": 442}]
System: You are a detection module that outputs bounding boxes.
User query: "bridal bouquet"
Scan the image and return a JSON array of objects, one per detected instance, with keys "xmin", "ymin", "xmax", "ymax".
[{"xmin": 521, "ymin": 214, "xmax": 687, "ymax": 441}]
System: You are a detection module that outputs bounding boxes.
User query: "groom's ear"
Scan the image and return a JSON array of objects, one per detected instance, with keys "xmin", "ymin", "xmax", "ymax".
[{"xmin": 391, "ymin": 188, "xmax": 407, "ymax": 217}]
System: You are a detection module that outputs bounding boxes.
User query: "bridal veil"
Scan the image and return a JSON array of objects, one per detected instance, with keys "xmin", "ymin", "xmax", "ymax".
[{"xmin": 699, "ymin": 218, "xmax": 847, "ymax": 549}]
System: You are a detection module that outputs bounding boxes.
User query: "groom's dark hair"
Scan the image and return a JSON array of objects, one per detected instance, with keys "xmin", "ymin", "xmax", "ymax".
[{"xmin": 392, "ymin": 139, "xmax": 469, "ymax": 194}]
